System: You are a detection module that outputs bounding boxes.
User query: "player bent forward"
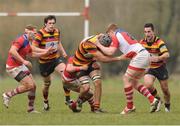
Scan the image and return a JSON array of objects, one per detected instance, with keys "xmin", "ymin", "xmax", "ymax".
[{"xmin": 61, "ymin": 57, "xmax": 95, "ymax": 112}]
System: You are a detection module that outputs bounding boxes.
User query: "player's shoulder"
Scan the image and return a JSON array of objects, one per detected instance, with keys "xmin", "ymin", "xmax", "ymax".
[
  {"xmin": 139, "ymin": 38, "xmax": 146, "ymax": 44},
  {"xmin": 15, "ymin": 35, "xmax": 26, "ymax": 43},
  {"xmin": 37, "ymin": 28, "xmax": 44, "ymax": 36},
  {"xmin": 53, "ymin": 28, "xmax": 60, "ymax": 33},
  {"xmin": 83, "ymin": 41, "xmax": 97, "ymax": 50},
  {"xmin": 156, "ymin": 36, "xmax": 166, "ymax": 45}
]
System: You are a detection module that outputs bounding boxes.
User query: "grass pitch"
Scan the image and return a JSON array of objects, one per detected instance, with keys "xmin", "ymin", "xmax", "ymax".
[{"xmin": 0, "ymin": 75, "xmax": 180, "ymax": 125}]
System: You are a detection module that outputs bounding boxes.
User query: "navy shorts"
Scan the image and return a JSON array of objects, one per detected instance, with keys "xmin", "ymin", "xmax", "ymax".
[
  {"xmin": 39, "ymin": 57, "xmax": 65, "ymax": 77},
  {"xmin": 146, "ymin": 64, "xmax": 169, "ymax": 80}
]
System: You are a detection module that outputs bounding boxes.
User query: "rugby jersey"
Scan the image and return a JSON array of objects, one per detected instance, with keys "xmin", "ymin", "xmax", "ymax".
[
  {"xmin": 139, "ymin": 36, "xmax": 169, "ymax": 68},
  {"xmin": 73, "ymin": 35, "xmax": 98, "ymax": 66},
  {"xmin": 111, "ymin": 29, "xmax": 145, "ymax": 59},
  {"xmin": 6, "ymin": 34, "xmax": 32, "ymax": 68},
  {"xmin": 62, "ymin": 57, "xmax": 77, "ymax": 83},
  {"xmin": 32, "ymin": 27, "xmax": 60, "ymax": 63}
]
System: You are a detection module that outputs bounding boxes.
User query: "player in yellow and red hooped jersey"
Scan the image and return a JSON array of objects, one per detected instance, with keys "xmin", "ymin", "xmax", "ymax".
[
  {"xmin": 72, "ymin": 34, "xmax": 122, "ymax": 113},
  {"xmin": 139, "ymin": 23, "xmax": 171, "ymax": 112},
  {"xmin": 32, "ymin": 15, "xmax": 68, "ymax": 111}
]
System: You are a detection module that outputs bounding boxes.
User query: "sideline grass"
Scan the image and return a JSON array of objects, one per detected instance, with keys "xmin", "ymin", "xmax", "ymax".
[{"xmin": 0, "ymin": 75, "xmax": 180, "ymax": 125}]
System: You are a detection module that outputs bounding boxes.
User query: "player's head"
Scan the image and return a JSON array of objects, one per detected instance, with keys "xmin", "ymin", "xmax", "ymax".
[
  {"xmin": 106, "ymin": 23, "xmax": 118, "ymax": 33},
  {"xmin": 25, "ymin": 24, "xmax": 37, "ymax": 41},
  {"xmin": 99, "ymin": 34, "xmax": 112, "ymax": 47},
  {"xmin": 144, "ymin": 23, "xmax": 154, "ymax": 31},
  {"xmin": 144, "ymin": 23, "xmax": 155, "ymax": 41},
  {"xmin": 44, "ymin": 15, "xmax": 56, "ymax": 32}
]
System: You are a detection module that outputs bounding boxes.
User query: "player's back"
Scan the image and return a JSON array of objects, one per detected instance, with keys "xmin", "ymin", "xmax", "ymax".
[
  {"xmin": 114, "ymin": 29, "xmax": 144, "ymax": 54},
  {"xmin": 73, "ymin": 35, "xmax": 98, "ymax": 66}
]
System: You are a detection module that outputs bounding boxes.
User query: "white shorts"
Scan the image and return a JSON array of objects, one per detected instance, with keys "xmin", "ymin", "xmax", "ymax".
[
  {"xmin": 62, "ymin": 73, "xmax": 81, "ymax": 91},
  {"xmin": 128, "ymin": 49, "xmax": 150, "ymax": 71},
  {"xmin": 63, "ymin": 79, "xmax": 80, "ymax": 91},
  {"xmin": 6, "ymin": 64, "xmax": 30, "ymax": 81}
]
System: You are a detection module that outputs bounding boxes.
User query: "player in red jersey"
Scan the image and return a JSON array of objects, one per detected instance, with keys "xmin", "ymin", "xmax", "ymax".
[
  {"xmin": 96, "ymin": 23, "xmax": 160, "ymax": 114},
  {"xmin": 3, "ymin": 24, "xmax": 52, "ymax": 113}
]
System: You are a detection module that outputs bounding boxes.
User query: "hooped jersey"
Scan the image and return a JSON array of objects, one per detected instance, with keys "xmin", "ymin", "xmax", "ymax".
[
  {"xmin": 6, "ymin": 34, "xmax": 32, "ymax": 68},
  {"xmin": 111, "ymin": 29, "xmax": 145, "ymax": 58},
  {"xmin": 73, "ymin": 35, "xmax": 98, "ymax": 66},
  {"xmin": 33, "ymin": 27, "xmax": 60, "ymax": 63},
  {"xmin": 139, "ymin": 36, "xmax": 169, "ymax": 68}
]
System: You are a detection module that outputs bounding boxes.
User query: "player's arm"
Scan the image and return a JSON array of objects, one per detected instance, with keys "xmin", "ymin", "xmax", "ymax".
[
  {"xmin": 150, "ymin": 41, "xmax": 170, "ymax": 62},
  {"xmin": 93, "ymin": 50, "xmax": 126, "ymax": 63},
  {"xmin": 31, "ymin": 31, "xmax": 47, "ymax": 53},
  {"xmin": 30, "ymin": 46, "xmax": 53, "ymax": 58},
  {"xmin": 57, "ymin": 30, "xmax": 68, "ymax": 59},
  {"xmin": 31, "ymin": 45, "xmax": 49, "ymax": 53},
  {"xmin": 96, "ymin": 41, "xmax": 117, "ymax": 56},
  {"xmin": 158, "ymin": 52, "xmax": 170, "ymax": 61},
  {"xmin": 58, "ymin": 42, "xmax": 68, "ymax": 59},
  {"xmin": 66, "ymin": 63, "xmax": 88, "ymax": 73},
  {"xmin": 9, "ymin": 45, "xmax": 32, "ymax": 68}
]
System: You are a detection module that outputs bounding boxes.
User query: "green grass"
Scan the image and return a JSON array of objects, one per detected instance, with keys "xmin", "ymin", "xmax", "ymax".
[{"xmin": 0, "ymin": 75, "xmax": 180, "ymax": 125}]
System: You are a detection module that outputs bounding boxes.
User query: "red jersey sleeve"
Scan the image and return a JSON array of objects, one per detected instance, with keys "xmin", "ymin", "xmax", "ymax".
[
  {"xmin": 68, "ymin": 57, "xmax": 73, "ymax": 64},
  {"xmin": 110, "ymin": 34, "xmax": 119, "ymax": 48},
  {"xmin": 12, "ymin": 37, "xmax": 24, "ymax": 50}
]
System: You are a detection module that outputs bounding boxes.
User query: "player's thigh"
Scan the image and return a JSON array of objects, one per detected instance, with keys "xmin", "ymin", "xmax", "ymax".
[
  {"xmin": 144, "ymin": 74, "xmax": 156, "ymax": 87},
  {"xmin": 55, "ymin": 62, "xmax": 66, "ymax": 76},
  {"xmin": 19, "ymin": 74, "xmax": 35, "ymax": 88},
  {"xmin": 126, "ymin": 68, "xmax": 145, "ymax": 80}
]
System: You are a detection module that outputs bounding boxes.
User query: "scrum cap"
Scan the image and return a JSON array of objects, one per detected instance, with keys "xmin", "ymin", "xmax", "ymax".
[{"xmin": 99, "ymin": 34, "xmax": 112, "ymax": 47}]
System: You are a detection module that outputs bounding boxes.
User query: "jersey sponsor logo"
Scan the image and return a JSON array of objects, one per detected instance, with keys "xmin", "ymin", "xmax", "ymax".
[{"xmin": 45, "ymin": 41, "xmax": 58, "ymax": 52}]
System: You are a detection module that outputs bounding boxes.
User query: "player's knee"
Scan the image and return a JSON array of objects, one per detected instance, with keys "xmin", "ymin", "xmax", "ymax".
[
  {"xmin": 84, "ymin": 91, "xmax": 93, "ymax": 100},
  {"xmin": 123, "ymin": 74, "xmax": 130, "ymax": 82},
  {"xmin": 93, "ymin": 79, "xmax": 101, "ymax": 87},
  {"xmin": 145, "ymin": 83, "xmax": 153, "ymax": 88},
  {"xmin": 87, "ymin": 91, "xmax": 93, "ymax": 98},
  {"xmin": 26, "ymin": 83, "xmax": 36, "ymax": 91},
  {"xmin": 82, "ymin": 84, "xmax": 90, "ymax": 93}
]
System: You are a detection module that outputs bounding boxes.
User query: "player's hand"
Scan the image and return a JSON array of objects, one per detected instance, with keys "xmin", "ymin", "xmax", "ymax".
[
  {"xmin": 83, "ymin": 53, "xmax": 93, "ymax": 58},
  {"xmin": 150, "ymin": 56, "xmax": 159, "ymax": 62},
  {"xmin": 81, "ymin": 65, "xmax": 88, "ymax": 71},
  {"xmin": 47, "ymin": 46, "xmax": 57, "ymax": 54},
  {"xmin": 23, "ymin": 60, "xmax": 32, "ymax": 69},
  {"xmin": 63, "ymin": 54, "xmax": 68, "ymax": 59}
]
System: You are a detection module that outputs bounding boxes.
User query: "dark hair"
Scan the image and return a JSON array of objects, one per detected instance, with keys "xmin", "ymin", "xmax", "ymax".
[
  {"xmin": 144, "ymin": 23, "xmax": 154, "ymax": 31},
  {"xmin": 44, "ymin": 15, "xmax": 56, "ymax": 24}
]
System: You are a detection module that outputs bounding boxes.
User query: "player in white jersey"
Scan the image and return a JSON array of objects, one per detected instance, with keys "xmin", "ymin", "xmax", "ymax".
[{"xmin": 96, "ymin": 23, "xmax": 160, "ymax": 114}]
